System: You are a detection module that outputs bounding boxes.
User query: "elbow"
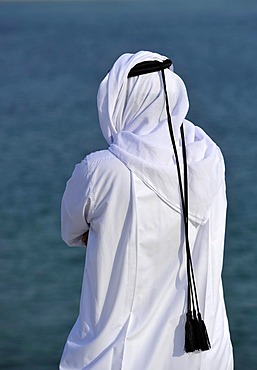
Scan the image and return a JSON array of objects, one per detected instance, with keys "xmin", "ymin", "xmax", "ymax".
[{"xmin": 61, "ymin": 228, "xmax": 84, "ymax": 247}]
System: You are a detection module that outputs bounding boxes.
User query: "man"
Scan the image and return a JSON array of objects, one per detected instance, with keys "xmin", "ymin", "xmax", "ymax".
[{"xmin": 60, "ymin": 51, "xmax": 233, "ymax": 369}]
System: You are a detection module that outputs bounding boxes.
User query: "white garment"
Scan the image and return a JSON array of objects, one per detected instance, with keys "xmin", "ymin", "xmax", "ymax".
[{"xmin": 60, "ymin": 51, "xmax": 233, "ymax": 369}]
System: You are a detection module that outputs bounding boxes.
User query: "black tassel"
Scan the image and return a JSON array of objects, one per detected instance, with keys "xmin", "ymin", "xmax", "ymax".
[
  {"xmin": 185, "ymin": 310, "xmax": 211, "ymax": 353},
  {"xmin": 185, "ymin": 311, "xmax": 196, "ymax": 352},
  {"xmin": 197, "ymin": 312, "xmax": 211, "ymax": 351},
  {"xmin": 192, "ymin": 309, "xmax": 201, "ymax": 350}
]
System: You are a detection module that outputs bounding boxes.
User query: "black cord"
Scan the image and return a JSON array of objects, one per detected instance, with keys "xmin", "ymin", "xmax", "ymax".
[
  {"xmin": 160, "ymin": 67, "xmax": 200, "ymax": 315},
  {"xmin": 127, "ymin": 59, "xmax": 211, "ymax": 352}
]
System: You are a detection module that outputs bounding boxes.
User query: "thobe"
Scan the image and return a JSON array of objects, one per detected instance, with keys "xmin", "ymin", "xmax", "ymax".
[{"xmin": 60, "ymin": 51, "xmax": 233, "ymax": 370}]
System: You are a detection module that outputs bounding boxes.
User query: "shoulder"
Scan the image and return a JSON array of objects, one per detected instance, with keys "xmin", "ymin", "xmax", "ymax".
[
  {"xmin": 82, "ymin": 150, "xmax": 131, "ymax": 205},
  {"xmin": 84, "ymin": 149, "xmax": 129, "ymax": 176},
  {"xmin": 67, "ymin": 150, "xmax": 130, "ymax": 194},
  {"xmin": 86, "ymin": 149, "xmax": 117, "ymax": 166},
  {"xmin": 69, "ymin": 150, "xmax": 129, "ymax": 183}
]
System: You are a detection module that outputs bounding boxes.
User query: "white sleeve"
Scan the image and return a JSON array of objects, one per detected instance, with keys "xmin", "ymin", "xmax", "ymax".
[
  {"xmin": 209, "ymin": 177, "xmax": 227, "ymax": 274},
  {"xmin": 61, "ymin": 158, "xmax": 93, "ymax": 247}
]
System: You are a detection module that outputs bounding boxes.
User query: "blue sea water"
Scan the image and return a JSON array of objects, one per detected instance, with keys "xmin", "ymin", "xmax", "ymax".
[{"xmin": 0, "ymin": 1, "xmax": 257, "ymax": 369}]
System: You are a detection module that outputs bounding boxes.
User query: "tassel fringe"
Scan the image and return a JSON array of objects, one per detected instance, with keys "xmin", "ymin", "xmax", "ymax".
[
  {"xmin": 185, "ymin": 310, "xmax": 211, "ymax": 353},
  {"xmin": 197, "ymin": 312, "xmax": 211, "ymax": 351}
]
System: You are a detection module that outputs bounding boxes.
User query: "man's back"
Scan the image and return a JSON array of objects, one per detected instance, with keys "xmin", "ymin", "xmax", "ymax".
[{"xmin": 60, "ymin": 149, "xmax": 233, "ymax": 370}]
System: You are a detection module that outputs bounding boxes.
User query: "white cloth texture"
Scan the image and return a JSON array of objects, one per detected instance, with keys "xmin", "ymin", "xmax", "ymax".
[{"xmin": 60, "ymin": 51, "xmax": 233, "ymax": 370}]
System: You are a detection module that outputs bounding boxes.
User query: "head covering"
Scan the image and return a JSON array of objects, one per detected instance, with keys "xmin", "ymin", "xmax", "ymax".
[{"xmin": 97, "ymin": 51, "xmax": 224, "ymax": 225}]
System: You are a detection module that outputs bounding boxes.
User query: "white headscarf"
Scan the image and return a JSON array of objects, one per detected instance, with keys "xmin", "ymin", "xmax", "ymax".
[{"xmin": 97, "ymin": 51, "xmax": 224, "ymax": 224}]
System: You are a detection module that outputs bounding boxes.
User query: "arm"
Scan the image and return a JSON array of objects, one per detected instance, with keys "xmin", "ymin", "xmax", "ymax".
[{"xmin": 61, "ymin": 159, "xmax": 92, "ymax": 247}]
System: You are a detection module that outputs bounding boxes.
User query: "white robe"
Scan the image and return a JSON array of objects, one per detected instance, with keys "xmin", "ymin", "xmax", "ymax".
[
  {"xmin": 60, "ymin": 148, "xmax": 233, "ymax": 370},
  {"xmin": 60, "ymin": 51, "xmax": 233, "ymax": 369}
]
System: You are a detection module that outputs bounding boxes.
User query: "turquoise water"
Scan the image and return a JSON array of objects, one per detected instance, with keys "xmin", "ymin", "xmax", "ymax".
[{"xmin": 0, "ymin": 1, "xmax": 257, "ymax": 369}]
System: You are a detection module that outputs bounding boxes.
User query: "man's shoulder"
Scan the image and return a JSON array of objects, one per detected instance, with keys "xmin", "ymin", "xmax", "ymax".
[
  {"xmin": 86, "ymin": 149, "xmax": 114, "ymax": 165},
  {"xmin": 85, "ymin": 149, "xmax": 129, "ymax": 174},
  {"xmin": 83, "ymin": 150, "xmax": 130, "ymax": 193}
]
